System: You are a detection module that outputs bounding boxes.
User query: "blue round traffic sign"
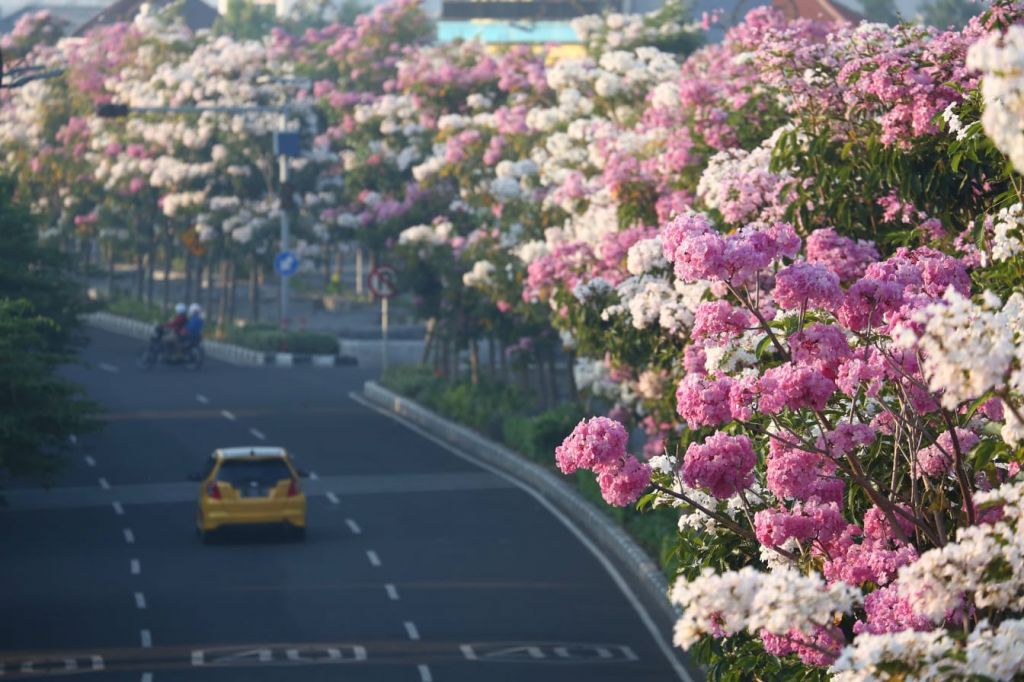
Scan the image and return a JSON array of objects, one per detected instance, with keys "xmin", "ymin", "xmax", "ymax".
[{"xmin": 274, "ymin": 251, "xmax": 300, "ymax": 277}]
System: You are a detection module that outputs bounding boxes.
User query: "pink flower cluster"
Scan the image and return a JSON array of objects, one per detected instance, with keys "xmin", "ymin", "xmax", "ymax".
[
  {"xmin": 681, "ymin": 432, "xmax": 755, "ymax": 499},
  {"xmin": 916, "ymin": 428, "xmax": 980, "ymax": 478},
  {"xmin": 758, "ymin": 363, "xmax": 836, "ymax": 414},
  {"xmin": 805, "ymin": 228, "xmax": 879, "ymax": 283},
  {"xmin": 555, "ymin": 417, "xmax": 650, "ymax": 507},
  {"xmin": 692, "ymin": 301, "xmax": 752, "ymax": 341},
  {"xmin": 661, "ymin": 214, "xmax": 800, "ymax": 286},
  {"xmin": 675, "ymin": 374, "xmax": 734, "ymax": 429}
]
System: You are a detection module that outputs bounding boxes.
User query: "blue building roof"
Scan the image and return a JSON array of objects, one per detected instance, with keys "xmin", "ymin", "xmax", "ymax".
[{"xmin": 437, "ymin": 18, "xmax": 578, "ymax": 42}]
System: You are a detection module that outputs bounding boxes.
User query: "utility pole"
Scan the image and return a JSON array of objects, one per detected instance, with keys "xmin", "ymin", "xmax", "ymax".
[{"xmin": 278, "ymin": 114, "xmax": 291, "ymax": 326}]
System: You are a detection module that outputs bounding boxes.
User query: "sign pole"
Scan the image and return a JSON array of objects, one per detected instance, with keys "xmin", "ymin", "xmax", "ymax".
[{"xmin": 381, "ymin": 295, "xmax": 389, "ymax": 374}]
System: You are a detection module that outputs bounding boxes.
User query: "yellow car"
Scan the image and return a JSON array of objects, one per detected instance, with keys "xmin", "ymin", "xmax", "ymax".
[{"xmin": 193, "ymin": 446, "xmax": 307, "ymax": 543}]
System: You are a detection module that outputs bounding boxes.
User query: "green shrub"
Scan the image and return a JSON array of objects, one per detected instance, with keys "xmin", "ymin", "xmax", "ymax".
[
  {"xmin": 502, "ymin": 402, "xmax": 585, "ymax": 463},
  {"xmin": 105, "ymin": 297, "xmax": 168, "ymax": 324},
  {"xmin": 381, "ymin": 364, "xmax": 439, "ymax": 401},
  {"xmin": 225, "ymin": 325, "xmax": 337, "ymax": 354}
]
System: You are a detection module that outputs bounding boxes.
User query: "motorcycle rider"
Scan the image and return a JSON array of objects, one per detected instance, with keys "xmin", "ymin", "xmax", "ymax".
[
  {"xmin": 163, "ymin": 302, "xmax": 188, "ymax": 357},
  {"xmin": 184, "ymin": 303, "xmax": 204, "ymax": 350}
]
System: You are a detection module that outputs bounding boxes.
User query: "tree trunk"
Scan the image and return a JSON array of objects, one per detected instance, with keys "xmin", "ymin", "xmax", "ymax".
[
  {"xmin": 135, "ymin": 250, "xmax": 144, "ymax": 300},
  {"xmin": 565, "ymin": 349, "xmax": 579, "ymax": 402},
  {"xmin": 162, "ymin": 232, "xmax": 172, "ymax": 311},
  {"xmin": 216, "ymin": 259, "xmax": 230, "ymax": 337},
  {"xmin": 106, "ymin": 243, "xmax": 115, "ymax": 299},
  {"xmin": 538, "ymin": 358, "xmax": 551, "ymax": 409},
  {"xmin": 184, "ymin": 253, "xmax": 194, "ymax": 305},
  {"xmin": 487, "ymin": 337, "xmax": 496, "ymax": 376},
  {"xmin": 145, "ymin": 236, "xmax": 156, "ymax": 307},
  {"xmin": 355, "ymin": 248, "xmax": 364, "ymax": 297},
  {"xmin": 248, "ymin": 256, "xmax": 258, "ymax": 318},
  {"xmin": 253, "ymin": 265, "xmax": 262, "ymax": 323},
  {"xmin": 550, "ymin": 348, "xmax": 561, "ymax": 403},
  {"xmin": 469, "ymin": 338, "xmax": 480, "ymax": 386},
  {"xmin": 421, "ymin": 317, "xmax": 436, "ymax": 365},
  {"xmin": 227, "ymin": 261, "xmax": 238, "ymax": 324}
]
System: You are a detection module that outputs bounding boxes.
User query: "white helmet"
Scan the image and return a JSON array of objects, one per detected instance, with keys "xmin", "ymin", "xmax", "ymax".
[
  {"xmin": 175, "ymin": 303, "xmax": 187, "ymax": 314},
  {"xmin": 188, "ymin": 303, "xmax": 202, "ymax": 316}
]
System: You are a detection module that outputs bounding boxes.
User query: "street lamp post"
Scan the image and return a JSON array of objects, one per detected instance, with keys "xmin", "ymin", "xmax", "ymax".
[{"xmin": 97, "ymin": 103, "xmax": 304, "ymax": 328}]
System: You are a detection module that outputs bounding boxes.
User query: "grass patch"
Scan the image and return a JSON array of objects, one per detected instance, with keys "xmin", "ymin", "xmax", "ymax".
[{"xmin": 380, "ymin": 364, "xmax": 678, "ymax": 571}]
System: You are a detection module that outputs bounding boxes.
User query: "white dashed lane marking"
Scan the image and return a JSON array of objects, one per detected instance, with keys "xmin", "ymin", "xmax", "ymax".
[
  {"xmin": 84, "ymin": 456, "xmax": 96, "ymax": 467},
  {"xmin": 123, "ymin": 528, "xmax": 135, "ymax": 544},
  {"xmin": 141, "ymin": 673, "xmax": 152, "ymax": 682},
  {"xmin": 249, "ymin": 428, "xmax": 266, "ymax": 441},
  {"xmin": 418, "ymin": 664, "xmax": 432, "ymax": 681},
  {"xmin": 221, "ymin": 410, "xmax": 236, "ymax": 421},
  {"xmin": 404, "ymin": 622, "xmax": 420, "ymax": 641},
  {"xmin": 112, "ymin": 502, "xmax": 124, "ymax": 516},
  {"xmin": 140, "ymin": 630, "xmax": 152, "ymax": 648},
  {"xmin": 196, "ymin": 394, "xmax": 209, "ymax": 404},
  {"xmin": 308, "ymin": 471, "xmax": 319, "ymax": 480},
  {"xmin": 385, "ymin": 584, "xmax": 399, "ymax": 601},
  {"xmin": 460, "ymin": 645, "xmax": 477, "ymax": 660},
  {"xmin": 98, "ymin": 478, "xmax": 110, "ymax": 490},
  {"xmin": 345, "ymin": 519, "xmax": 361, "ymax": 534},
  {"xmin": 326, "ymin": 492, "xmax": 340, "ymax": 504},
  {"xmin": 134, "ymin": 592, "xmax": 147, "ymax": 610},
  {"xmin": 131, "ymin": 559, "xmax": 140, "ymax": 575},
  {"xmin": 366, "ymin": 550, "xmax": 381, "ymax": 567},
  {"xmin": 98, "ymin": 362, "xmax": 119, "ymax": 374}
]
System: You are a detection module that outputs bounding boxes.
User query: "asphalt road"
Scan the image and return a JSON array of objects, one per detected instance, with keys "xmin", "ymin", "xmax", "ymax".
[{"xmin": 0, "ymin": 328, "xmax": 697, "ymax": 681}]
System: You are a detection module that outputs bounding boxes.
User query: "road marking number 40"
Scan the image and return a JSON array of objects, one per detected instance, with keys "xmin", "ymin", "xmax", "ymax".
[
  {"xmin": 460, "ymin": 643, "xmax": 638, "ymax": 663},
  {"xmin": 191, "ymin": 645, "xmax": 367, "ymax": 666}
]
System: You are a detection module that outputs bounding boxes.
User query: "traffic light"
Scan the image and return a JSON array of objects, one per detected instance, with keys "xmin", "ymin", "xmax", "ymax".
[{"xmin": 96, "ymin": 103, "xmax": 130, "ymax": 118}]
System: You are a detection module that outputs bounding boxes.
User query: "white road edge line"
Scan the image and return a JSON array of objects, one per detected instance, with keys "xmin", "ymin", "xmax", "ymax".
[
  {"xmin": 140, "ymin": 629, "xmax": 152, "ymax": 648},
  {"xmin": 123, "ymin": 528, "xmax": 135, "ymax": 544},
  {"xmin": 418, "ymin": 664, "xmax": 432, "ymax": 682},
  {"xmin": 366, "ymin": 550, "xmax": 381, "ymax": 567},
  {"xmin": 345, "ymin": 519, "xmax": 361, "ymax": 534},
  {"xmin": 196, "ymin": 394, "xmax": 209, "ymax": 404},
  {"xmin": 404, "ymin": 621, "xmax": 420, "ymax": 641},
  {"xmin": 131, "ymin": 559, "xmax": 141, "ymax": 575},
  {"xmin": 326, "ymin": 492, "xmax": 340, "ymax": 504},
  {"xmin": 250, "ymin": 428, "xmax": 266, "ymax": 441},
  {"xmin": 84, "ymin": 456, "xmax": 96, "ymax": 467},
  {"xmin": 385, "ymin": 584, "xmax": 399, "ymax": 601},
  {"xmin": 221, "ymin": 410, "xmax": 236, "ymax": 421},
  {"xmin": 98, "ymin": 478, "xmax": 110, "ymax": 490},
  {"xmin": 348, "ymin": 391, "xmax": 695, "ymax": 682},
  {"xmin": 112, "ymin": 501, "xmax": 124, "ymax": 515},
  {"xmin": 134, "ymin": 592, "xmax": 147, "ymax": 610}
]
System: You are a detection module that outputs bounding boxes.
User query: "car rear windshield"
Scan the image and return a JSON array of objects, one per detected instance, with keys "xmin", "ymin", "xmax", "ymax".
[{"xmin": 216, "ymin": 458, "xmax": 293, "ymax": 486}]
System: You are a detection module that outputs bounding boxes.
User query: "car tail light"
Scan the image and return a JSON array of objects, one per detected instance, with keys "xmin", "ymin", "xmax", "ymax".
[
  {"xmin": 206, "ymin": 482, "xmax": 222, "ymax": 499},
  {"xmin": 287, "ymin": 479, "xmax": 300, "ymax": 497}
]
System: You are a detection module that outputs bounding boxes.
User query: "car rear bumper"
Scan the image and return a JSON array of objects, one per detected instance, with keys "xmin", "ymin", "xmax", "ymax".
[{"xmin": 199, "ymin": 503, "xmax": 306, "ymax": 531}]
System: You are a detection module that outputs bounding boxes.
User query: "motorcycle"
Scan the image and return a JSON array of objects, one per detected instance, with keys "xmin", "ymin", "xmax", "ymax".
[{"xmin": 138, "ymin": 325, "xmax": 204, "ymax": 371}]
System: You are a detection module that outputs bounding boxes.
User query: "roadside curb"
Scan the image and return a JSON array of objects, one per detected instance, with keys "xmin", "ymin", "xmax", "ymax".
[
  {"xmin": 83, "ymin": 312, "xmax": 357, "ymax": 368},
  {"xmin": 361, "ymin": 381, "xmax": 681, "ymax": 634}
]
